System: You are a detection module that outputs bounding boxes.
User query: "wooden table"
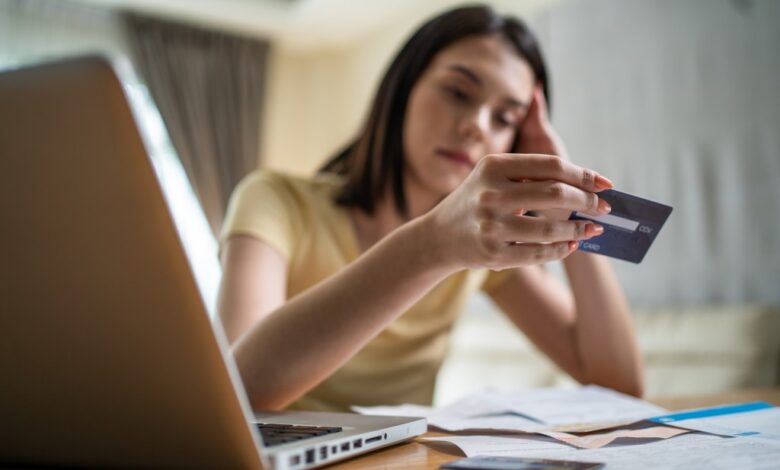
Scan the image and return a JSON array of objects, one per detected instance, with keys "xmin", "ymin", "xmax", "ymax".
[{"xmin": 329, "ymin": 387, "xmax": 780, "ymax": 469}]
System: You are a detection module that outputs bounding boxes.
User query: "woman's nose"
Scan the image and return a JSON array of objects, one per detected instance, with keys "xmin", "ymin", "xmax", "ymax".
[{"xmin": 458, "ymin": 106, "xmax": 491, "ymax": 143}]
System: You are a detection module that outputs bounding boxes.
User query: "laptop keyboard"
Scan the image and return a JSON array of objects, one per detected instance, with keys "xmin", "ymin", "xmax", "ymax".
[{"xmin": 256, "ymin": 423, "xmax": 343, "ymax": 447}]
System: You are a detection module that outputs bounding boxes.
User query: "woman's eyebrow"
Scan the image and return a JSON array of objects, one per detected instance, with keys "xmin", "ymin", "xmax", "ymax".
[
  {"xmin": 504, "ymin": 97, "xmax": 529, "ymax": 110},
  {"xmin": 447, "ymin": 64, "xmax": 529, "ymax": 110},
  {"xmin": 448, "ymin": 64, "xmax": 483, "ymax": 86}
]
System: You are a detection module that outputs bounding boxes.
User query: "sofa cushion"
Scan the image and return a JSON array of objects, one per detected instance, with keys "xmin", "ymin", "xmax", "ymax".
[{"xmin": 434, "ymin": 297, "xmax": 780, "ymax": 405}]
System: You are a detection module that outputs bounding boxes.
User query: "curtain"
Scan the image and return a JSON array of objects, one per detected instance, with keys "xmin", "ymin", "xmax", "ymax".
[{"xmin": 124, "ymin": 14, "xmax": 270, "ymax": 235}]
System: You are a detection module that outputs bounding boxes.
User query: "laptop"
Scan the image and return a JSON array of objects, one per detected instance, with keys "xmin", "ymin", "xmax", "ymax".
[{"xmin": 0, "ymin": 55, "xmax": 426, "ymax": 469}]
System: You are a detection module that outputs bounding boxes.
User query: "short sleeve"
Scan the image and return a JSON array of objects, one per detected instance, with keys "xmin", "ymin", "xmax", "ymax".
[
  {"xmin": 219, "ymin": 171, "xmax": 300, "ymax": 260},
  {"xmin": 481, "ymin": 268, "xmax": 514, "ymax": 293}
]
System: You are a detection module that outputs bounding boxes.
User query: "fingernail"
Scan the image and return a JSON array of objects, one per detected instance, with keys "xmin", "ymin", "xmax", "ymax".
[
  {"xmin": 595, "ymin": 174, "xmax": 614, "ymax": 190},
  {"xmin": 569, "ymin": 241, "xmax": 579, "ymax": 252},
  {"xmin": 586, "ymin": 223, "xmax": 604, "ymax": 237},
  {"xmin": 598, "ymin": 198, "xmax": 612, "ymax": 214}
]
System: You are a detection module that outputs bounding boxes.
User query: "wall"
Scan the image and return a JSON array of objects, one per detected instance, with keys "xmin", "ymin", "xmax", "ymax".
[
  {"xmin": 531, "ymin": 0, "xmax": 780, "ymax": 306},
  {"xmin": 260, "ymin": 0, "xmax": 780, "ymax": 307}
]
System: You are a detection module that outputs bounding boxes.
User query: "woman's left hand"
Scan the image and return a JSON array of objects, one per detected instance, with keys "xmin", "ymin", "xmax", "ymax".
[
  {"xmin": 515, "ymin": 86, "xmax": 582, "ymax": 221},
  {"xmin": 516, "ymin": 86, "xmax": 568, "ymax": 159}
]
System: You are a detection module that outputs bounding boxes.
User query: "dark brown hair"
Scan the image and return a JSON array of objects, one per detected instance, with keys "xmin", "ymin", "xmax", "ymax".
[{"xmin": 319, "ymin": 4, "xmax": 550, "ymax": 217}]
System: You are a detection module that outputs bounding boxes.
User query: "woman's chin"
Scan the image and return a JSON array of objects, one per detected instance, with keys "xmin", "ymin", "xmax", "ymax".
[
  {"xmin": 430, "ymin": 174, "xmax": 466, "ymax": 197},
  {"xmin": 406, "ymin": 164, "xmax": 468, "ymax": 201}
]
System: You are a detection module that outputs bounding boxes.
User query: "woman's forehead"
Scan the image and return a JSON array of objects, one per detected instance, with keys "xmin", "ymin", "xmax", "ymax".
[{"xmin": 429, "ymin": 34, "xmax": 534, "ymax": 98}]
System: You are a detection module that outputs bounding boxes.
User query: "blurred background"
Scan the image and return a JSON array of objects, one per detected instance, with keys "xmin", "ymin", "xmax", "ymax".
[{"xmin": 2, "ymin": 0, "xmax": 778, "ymax": 404}]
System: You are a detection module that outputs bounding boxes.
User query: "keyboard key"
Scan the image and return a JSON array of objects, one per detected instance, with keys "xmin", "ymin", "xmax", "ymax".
[{"xmin": 256, "ymin": 423, "xmax": 343, "ymax": 447}]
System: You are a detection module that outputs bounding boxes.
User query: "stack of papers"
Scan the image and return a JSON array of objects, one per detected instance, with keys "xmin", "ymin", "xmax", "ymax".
[
  {"xmin": 355, "ymin": 386, "xmax": 666, "ymax": 432},
  {"xmin": 424, "ymin": 433, "xmax": 780, "ymax": 469},
  {"xmin": 355, "ymin": 385, "xmax": 780, "ymax": 465},
  {"xmin": 355, "ymin": 385, "xmax": 678, "ymax": 448}
]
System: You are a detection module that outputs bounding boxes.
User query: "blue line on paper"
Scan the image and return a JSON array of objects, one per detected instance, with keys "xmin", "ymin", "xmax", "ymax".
[{"xmin": 649, "ymin": 402, "xmax": 774, "ymax": 424}]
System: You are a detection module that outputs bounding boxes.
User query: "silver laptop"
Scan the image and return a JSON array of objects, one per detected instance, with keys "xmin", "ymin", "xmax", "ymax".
[{"xmin": 0, "ymin": 55, "xmax": 425, "ymax": 469}]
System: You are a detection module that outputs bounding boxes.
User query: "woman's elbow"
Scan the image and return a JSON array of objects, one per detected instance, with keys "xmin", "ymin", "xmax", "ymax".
[
  {"xmin": 611, "ymin": 369, "xmax": 645, "ymax": 398},
  {"xmin": 577, "ymin": 366, "xmax": 645, "ymax": 398},
  {"xmin": 239, "ymin": 372, "xmax": 293, "ymax": 412},
  {"xmin": 232, "ymin": 348, "xmax": 289, "ymax": 411},
  {"xmin": 246, "ymin": 390, "xmax": 288, "ymax": 412}
]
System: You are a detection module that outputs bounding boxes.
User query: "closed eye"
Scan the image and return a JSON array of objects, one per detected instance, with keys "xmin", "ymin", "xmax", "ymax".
[
  {"xmin": 494, "ymin": 112, "xmax": 517, "ymax": 128},
  {"xmin": 443, "ymin": 85, "xmax": 470, "ymax": 102}
]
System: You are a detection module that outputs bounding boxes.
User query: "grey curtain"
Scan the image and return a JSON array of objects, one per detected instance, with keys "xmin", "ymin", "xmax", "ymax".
[{"xmin": 124, "ymin": 14, "xmax": 269, "ymax": 235}]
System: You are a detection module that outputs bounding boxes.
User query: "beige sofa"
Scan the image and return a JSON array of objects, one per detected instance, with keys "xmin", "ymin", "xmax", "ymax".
[{"xmin": 434, "ymin": 296, "xmax": 780, "ymax": 406}]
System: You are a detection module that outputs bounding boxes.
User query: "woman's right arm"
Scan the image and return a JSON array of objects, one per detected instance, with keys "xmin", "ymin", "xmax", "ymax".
[
  {"xmin": 218, "ymin": 154, "xmax": 609, "ymax": 410},
  {"xmin": 218, "ymin": 218, "xmax": 456, "ymax": 411}
]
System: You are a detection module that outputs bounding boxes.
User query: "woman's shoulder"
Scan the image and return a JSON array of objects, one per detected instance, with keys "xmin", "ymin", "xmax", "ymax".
[
  {"xmin": 236, "ymin": 169, "xmax": 343, "ymax": 202},
  {"xmin": 222, "ymin": 169, "xmax": 345, "ymax": 255}
]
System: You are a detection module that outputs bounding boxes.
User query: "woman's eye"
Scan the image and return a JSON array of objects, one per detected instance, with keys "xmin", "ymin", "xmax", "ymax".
[
  {"xmin": 444, "ymin": 85, "xmax": 469, "ymax": 102},
  {"xmin": 494, "ymin": 113, "xmax": 515, "ymax": 128}
]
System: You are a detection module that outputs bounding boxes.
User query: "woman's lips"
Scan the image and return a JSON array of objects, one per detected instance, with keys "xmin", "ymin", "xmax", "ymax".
[{"xmin": 437, "ymin": 149, "xmax": 474, "ymax": 168}]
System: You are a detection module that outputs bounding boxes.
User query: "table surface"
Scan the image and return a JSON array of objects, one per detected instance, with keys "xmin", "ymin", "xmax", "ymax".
[{"xmin": 328, "ymin": 387, "xmax": 780, "ymax": 470}]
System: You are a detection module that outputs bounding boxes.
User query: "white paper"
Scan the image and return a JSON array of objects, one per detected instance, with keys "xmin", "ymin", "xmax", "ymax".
[
  {"xmin": 656, "ymin": 406, "xmax": 780, "ymax": 442},
  {"xmin": 431, "ymin": 433, "xmax": 780, "ymax": 470},
  {"xmin": 355, "ymin": 385, "xmax": 666, "ymax": 433},
  {"xmin": 422, "ymin": 435, "xmax": 572, "ymax": 455},
  {"xmin": 353, "ymin": 403, "xmax": 436, "ymax": 419},
  {"xmin": 483, "ymin": 386, "xmax": 666, "ymax": 427}
]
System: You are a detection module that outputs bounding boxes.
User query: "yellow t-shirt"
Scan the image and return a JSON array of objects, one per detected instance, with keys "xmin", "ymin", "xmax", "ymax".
[{"xmin": 220, "ymin": 170, "xmax": 509, "ymax": 412}]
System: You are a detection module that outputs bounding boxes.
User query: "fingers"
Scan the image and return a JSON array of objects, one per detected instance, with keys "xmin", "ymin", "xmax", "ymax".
[
  {"xmin": 521, "ymin": 86, "xmax": 548, "ymax": 134},
  {"xmin": 503, "ymin": 240, "xmax": 578, "ymax": 266},
  {"xmin": 473, "ymin": 215, "xmax": 602, "ymax": 268},
  {"xmin": 462, "ymin": 152, "xmax": 617, "ymax": 269},
  {"xmin": 478, "ymin": 153, "xmax": 613, "ymax": 193},
  {"xmin": 506, "ymin": 180, "xmax": 610, "ymax": 216},
  {"xmin": 533, "ymin": 86, "xmax": 550, "ymax": 121},
  {"xmin": 477, "ymin": 180, "xmax": 611, "ymax": 217},
  {"xmin": 495, "ymin": 216, "xmax": 604, "ymax": 243}
]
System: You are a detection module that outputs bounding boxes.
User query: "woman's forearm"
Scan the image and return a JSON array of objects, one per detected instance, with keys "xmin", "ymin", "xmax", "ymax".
[
  {"xmin": 232, "ymin": 216, "xmax": 455, "ymax": 410},
  {"xmin": 564, "ymin": 251, "xmax": 645, "ymax": 396}
]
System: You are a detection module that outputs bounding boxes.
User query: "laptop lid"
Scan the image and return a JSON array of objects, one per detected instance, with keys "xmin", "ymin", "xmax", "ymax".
[{"xmin": 0, "ymin": 56, "xmax": 265, "ymax": 469}]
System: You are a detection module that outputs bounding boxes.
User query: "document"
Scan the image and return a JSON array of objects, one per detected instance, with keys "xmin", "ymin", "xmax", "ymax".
[
  {"xmin": 423, "ymin": 434, "xmax": 572, "ymax": 455},
  {"xmin": 355, "ymin": 385, "xmax": 666, "ymax": 434},
  {"xmin": 426, "ymin": 433, "xmax": 780, "ymax": 470},
  {"xmin": 650, "ymin": 401, "xmax": 780, "ymax": 441},
  {"xmin": 542, "ymin": 423, "xmax": 690, "ymax": 449},
  {"xmin": 425, "ymin": 422, "xmax": 690, "ymax": 451},
  {"xmin": 365, "ymin": 386, "xmax": 780, "ymax": 461}
]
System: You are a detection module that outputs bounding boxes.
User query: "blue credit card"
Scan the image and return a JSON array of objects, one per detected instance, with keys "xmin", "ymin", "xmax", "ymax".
[{"xmin": 569, "ymin": 189, "xmax": 672, "ymax": 263}]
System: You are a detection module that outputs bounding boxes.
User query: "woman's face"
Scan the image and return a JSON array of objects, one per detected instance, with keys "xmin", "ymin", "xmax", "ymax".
[{"xmin": 403, "ymin": 34, "xmax": 535, "ymax": 199}]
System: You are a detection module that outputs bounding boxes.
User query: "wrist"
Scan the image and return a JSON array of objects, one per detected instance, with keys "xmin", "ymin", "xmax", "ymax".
[{"xmin": 402, "ymin": 213, "xmax": 461, "ymax": 278}]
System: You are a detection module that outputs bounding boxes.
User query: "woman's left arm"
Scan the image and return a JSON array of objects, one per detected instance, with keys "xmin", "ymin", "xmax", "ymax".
[
  {"xmin": 485, "ymin": 256, "xmax": 644, "ymax": 397},
  {"xmin": 487, "ymin": 86, "xmax": 644, "ymax": 397}
]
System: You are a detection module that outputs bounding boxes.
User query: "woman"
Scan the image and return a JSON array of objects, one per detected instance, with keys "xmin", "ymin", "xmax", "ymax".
[{"xmin": 218, "ymin": 5, "xmax": 644, "ymax": 412}]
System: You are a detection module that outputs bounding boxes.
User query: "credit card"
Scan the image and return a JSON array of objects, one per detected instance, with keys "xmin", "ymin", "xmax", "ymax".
[{"xmin": 569, "ymin": 189, "xmax": 672, "ymax": 263}]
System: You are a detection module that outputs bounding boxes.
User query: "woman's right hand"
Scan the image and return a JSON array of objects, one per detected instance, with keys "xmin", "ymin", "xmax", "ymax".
[{"xmin": 422, "ymin": 153, "xmax": 613, "ymax": 272}]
